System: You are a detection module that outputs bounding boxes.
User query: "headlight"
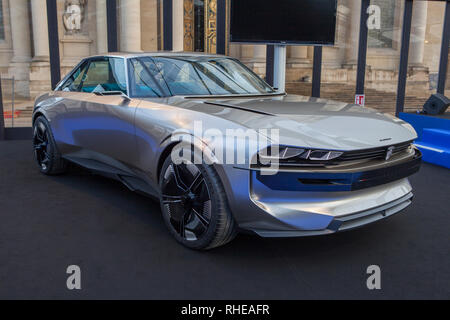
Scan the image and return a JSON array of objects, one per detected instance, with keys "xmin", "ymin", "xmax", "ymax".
[
  {"xmin": 258, "ymin": 146, "xmax": 343, "ymax": 166},
  {"xmin": 258, "ymin": 146, "xmax": 305, "ymax": 161}
]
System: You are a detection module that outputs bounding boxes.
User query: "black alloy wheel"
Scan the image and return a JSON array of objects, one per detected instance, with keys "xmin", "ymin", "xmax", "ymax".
[
  {"xmin": 33, "ymin": 120, "xmax": 51, "ymax": 172},
  {"xmin": 161, "ymin": 162, "xmax": 212, "ymax": 241},
  {"xmin": 32, "ymin": 116, "xmax": 68, "ymax": 175},
  {"xmin": 159, "ymin": 151, "xmax": 237, "ymax": 250}
]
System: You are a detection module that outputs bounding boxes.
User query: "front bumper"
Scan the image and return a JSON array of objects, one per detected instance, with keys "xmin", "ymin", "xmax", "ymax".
[
  {"xmin": 218, "ymin": 149, "xmax": 421, "ymax": 237},
  {"xmin": 251, "ymin": 191, "xmax": 413, "ymax": 237}
]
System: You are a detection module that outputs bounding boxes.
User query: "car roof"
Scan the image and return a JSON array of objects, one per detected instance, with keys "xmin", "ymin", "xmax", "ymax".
[{"xmin": 85, "ymin": 51, "xmax": 228, "ymax": 60}]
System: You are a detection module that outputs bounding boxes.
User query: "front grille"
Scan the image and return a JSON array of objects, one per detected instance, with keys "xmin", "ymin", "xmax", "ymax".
[
  {"xmin": 254, "ymin": 148, "xmax": 422, "ymax": 192},
  {"xmin": 253, "ymin": 140, "xmax": 414, "ymax": 170},
  {"xmin": 338, "ymin": 140, "xmax": 412, "ymax": 162}
]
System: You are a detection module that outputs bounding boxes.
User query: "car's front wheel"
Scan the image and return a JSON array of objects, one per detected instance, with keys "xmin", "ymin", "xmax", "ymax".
[
  {"xmin": 159, "ymin": 151, "xmax": 237, "ymax": 250},
  {"xmin": 33, "ymin": 116, "xmax": 68, "ymax": 175}
]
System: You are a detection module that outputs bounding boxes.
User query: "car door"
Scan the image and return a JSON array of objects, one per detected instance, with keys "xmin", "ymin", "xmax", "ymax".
[{"xmin": 53, "ymin": 57, "xmax": 140, "ymax": 172}]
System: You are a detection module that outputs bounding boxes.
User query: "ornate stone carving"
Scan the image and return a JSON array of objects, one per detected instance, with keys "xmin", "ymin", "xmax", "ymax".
[
  {"xmin": 182, "ymin": 0, "xmax": 225, "ymax": 53},
  {"xmin": 204, "ymin": 0, "xmax": 217, "ymax": 53},
  {"xmin": 63, "ymin": 0, "xmax": 86, "ymax": 34},
  {"xmin": 183, "ymin": 0, "xmax": 194, "ymax": 51}
]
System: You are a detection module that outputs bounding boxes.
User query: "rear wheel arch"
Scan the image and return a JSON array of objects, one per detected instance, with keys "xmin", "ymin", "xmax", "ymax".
[
  {"xmin": 32, "ymin": 111, "xmax": 45, "ymax": 125},
  {"xmin": 32, "ymin": 115, "xmax": 68, "ymax": 175}
]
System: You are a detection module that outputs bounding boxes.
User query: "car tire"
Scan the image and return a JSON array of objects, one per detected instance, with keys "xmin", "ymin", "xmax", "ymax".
[
  {"xmin": 33, "ymin": 116, "xmax": 68, "ymax": 175},
  {"xmin": 159, "ymin": 150, "xmax": 237, "ymax": 250}
]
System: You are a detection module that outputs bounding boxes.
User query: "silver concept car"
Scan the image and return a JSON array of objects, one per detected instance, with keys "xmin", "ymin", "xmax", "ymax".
[{"xmin": 32, "ymin": 53, "xmax": 421, "ymax": 249}]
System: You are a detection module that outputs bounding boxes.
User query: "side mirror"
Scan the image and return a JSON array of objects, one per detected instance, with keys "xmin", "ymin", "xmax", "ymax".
[{"xmin": 94, "ymin": 91, "xmax": 131, "ymax": 101}]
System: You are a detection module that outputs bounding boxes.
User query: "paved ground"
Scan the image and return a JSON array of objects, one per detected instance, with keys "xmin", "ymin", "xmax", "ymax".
[{"xmin": 0, "ymin": 140, "xmax": 449, "ymax": 299}]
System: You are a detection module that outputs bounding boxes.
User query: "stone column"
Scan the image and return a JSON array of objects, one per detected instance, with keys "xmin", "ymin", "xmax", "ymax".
[
  {"xmin": 286, "ymin": 46, "xmax": 313, "ymax": 82},
  {"xmin": 288, "ymin": 46, "xmax": 311, "ymax": 67},
  {"xmin": 8, "ymin": 0, "xmax": 32, "ymax": 97},
  {"xmin": 253, "ymin": 45, "xmax": 266, "ymax": 60},
  {"xmin": 31, "ymin": 0, "xmax": 49, "ymax": 62},
  {"xmin": 96, "ymin": 0, "xmax": 108, "ymax": 53},
  {"xmin": 229, "ymin": 43, "xmax": 241, "ymax": 59},
  {"xmin": 172, "ymin": 0, "xmax": 184, "ymax": 51},
  {"xmin": 120, "ymin": 0, "xmax": 142, "ymax": 52},
  {"xmin": 344, "ymin": 0, "xmax": 361, "ymax": 68},
  {"xmin": 140, "ymin": 0, "xmax": 159, "ymax": 51},
  {"xmin": 408, "ymin": 1, "xmax": 427, "ymax": 66},
  {"xmin": 239, "ymin": 45, "xmax": 254, "ymax": 64},
  {"xmin": 30, "ymin": 0, "xmax": 51, "ymax": 97},
  {"xmin": 250, "ymin": 45, "xmax": 266, "ymax": 77}
]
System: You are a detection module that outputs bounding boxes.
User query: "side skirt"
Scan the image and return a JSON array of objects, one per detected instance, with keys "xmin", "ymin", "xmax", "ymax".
[{"xmin": 63, "ymin": 156, "xmax": 160, "ymax": 199}]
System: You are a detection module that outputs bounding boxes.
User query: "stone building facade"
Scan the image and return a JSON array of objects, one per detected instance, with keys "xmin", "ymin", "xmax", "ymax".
[{"xmin": 0, "ymin": 0, "xmax": 448, "ymax": 107}]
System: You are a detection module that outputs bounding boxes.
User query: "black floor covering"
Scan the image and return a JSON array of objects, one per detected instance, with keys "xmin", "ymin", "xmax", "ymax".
[{"xmin": 0, "ymin": 140, "xmax": 449, "ymax": 299}]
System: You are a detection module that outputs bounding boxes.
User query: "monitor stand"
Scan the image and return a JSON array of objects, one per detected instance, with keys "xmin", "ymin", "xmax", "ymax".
[{"xmin": 273, "ymin": 44, "xmax": 287, "ymax": 93}]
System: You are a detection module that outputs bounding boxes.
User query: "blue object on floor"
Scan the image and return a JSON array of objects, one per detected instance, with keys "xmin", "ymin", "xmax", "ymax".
[{"xmin": 399, "ymin": 112, "xmax": 450, "ymax": 169}]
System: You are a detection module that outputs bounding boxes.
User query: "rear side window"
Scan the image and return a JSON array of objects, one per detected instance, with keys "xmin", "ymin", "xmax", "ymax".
[
  {"xmin": 80, "ymin": 58, "xmax": 127, "ymax": 94},
  {"xmin": 59, "ymin": 61, "xmax": 88, "ymax": 92}
]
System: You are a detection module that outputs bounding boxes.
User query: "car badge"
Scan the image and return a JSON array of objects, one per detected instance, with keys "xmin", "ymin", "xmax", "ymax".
[{"xmin": 385, "ymin": 146, "xmax": 395, "ymax": 161}]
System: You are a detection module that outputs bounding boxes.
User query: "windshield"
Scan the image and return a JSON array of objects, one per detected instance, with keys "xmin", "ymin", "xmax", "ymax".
[{"xmin": 128, "ymin": 56, "xmax": 275, "ymax": 97}]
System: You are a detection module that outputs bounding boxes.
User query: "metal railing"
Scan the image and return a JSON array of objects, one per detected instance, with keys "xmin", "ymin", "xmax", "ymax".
[{"xmin": 0, "ymin": 76, "xmax": 15, "ymax": 128}]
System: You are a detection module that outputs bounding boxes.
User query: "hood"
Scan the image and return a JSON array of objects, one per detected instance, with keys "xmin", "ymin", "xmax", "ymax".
[{"xmin": 175, "ymin": 94, "xmax": 417, "ymax": 151}]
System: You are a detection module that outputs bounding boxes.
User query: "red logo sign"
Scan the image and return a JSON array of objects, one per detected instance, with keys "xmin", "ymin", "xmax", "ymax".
[{"xmin": 355, "ymin": 94, "xmax": 365, "ymax": 106}]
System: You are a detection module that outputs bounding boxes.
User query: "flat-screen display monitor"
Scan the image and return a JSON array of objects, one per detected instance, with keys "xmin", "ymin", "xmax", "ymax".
[{"xmin": 230, "ymin": 0, "xmax": 337, "ymax": 45}]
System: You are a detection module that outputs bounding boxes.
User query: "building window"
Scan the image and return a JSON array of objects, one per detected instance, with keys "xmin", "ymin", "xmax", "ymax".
[
  {"xmin": 0, "ymin": 1, "xmax": 5, "ymax": 40},
  {"xmin": 368, "ymin": 0, "xmax": 396, "ymax": 48}
]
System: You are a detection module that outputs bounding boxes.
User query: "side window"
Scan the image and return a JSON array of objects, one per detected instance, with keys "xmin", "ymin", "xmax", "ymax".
[
  {"xmin": 59, "ymin": 62, "xmax": 88, "ymax": 92},
  {"xmin": 129, "ymin": 58, "xmax": 167, "ymax": 97},
  {"xmin": 80, "ymin": 58, "xmax": 127, "ymax": 94}
]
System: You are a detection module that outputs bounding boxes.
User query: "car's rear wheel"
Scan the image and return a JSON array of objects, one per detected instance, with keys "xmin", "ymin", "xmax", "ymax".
[
  {"xmin": 33, "ymin": 116, "xmax": 68, "ymax": 175},
  {"xmin": 159, "ymin": 151, "xmax": 237, "ymax": 250}
]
